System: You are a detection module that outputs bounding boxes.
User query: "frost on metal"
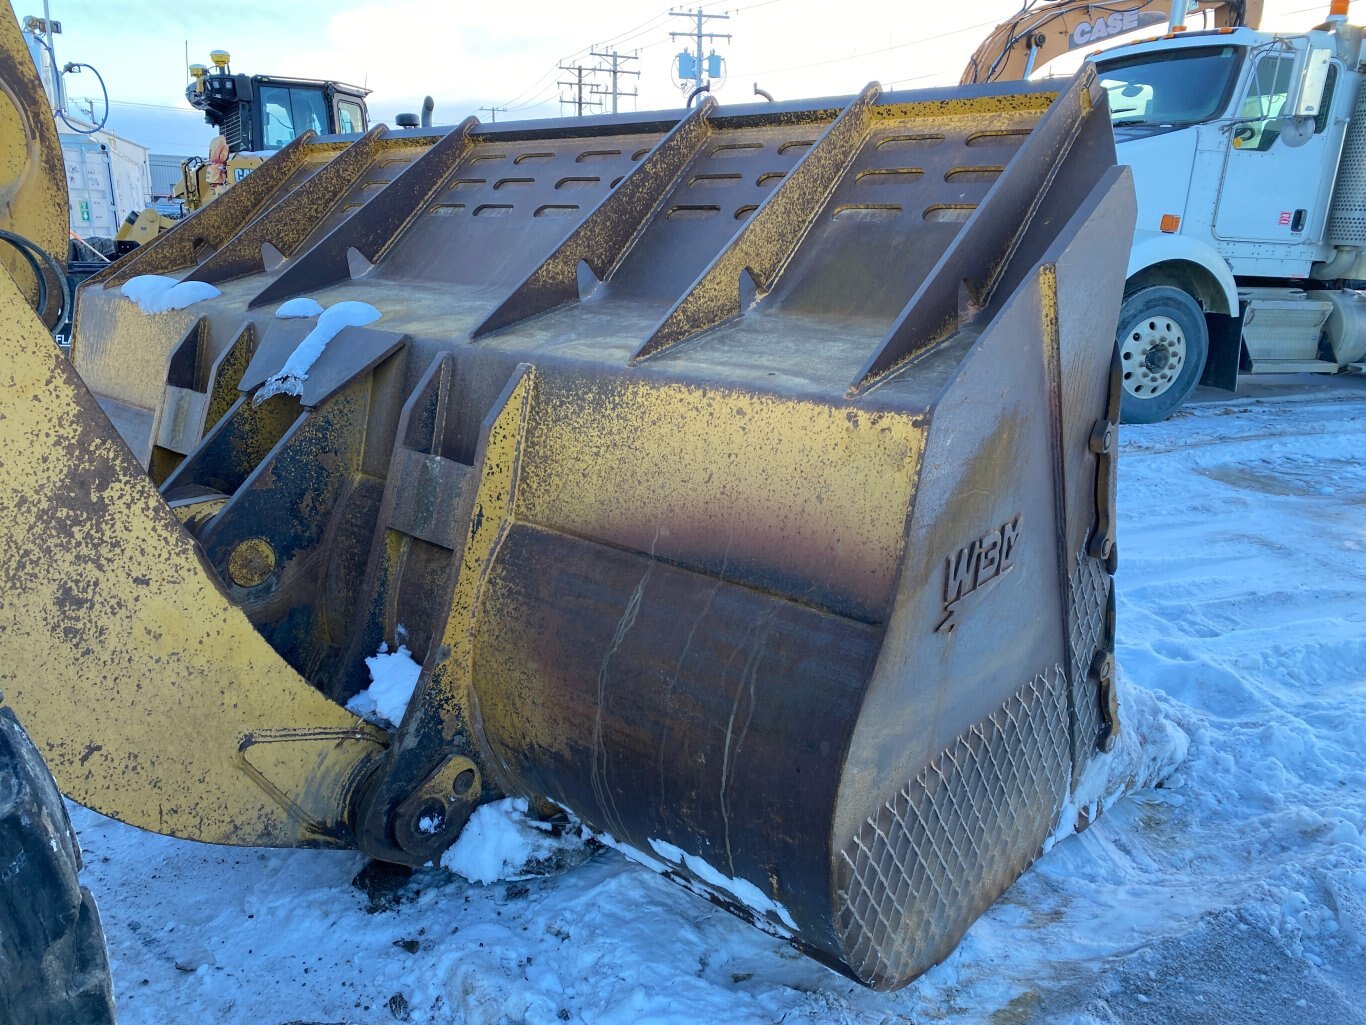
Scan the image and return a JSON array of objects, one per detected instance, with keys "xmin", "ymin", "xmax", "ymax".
[{"xmin": 649, "ymin": 839, "xmax": 798, "ymax": 935}]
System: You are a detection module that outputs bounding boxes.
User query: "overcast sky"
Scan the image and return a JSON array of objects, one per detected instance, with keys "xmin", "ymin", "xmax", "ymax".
[{"xmin": 13, "ymin": 0, "xmax": 1329, "ymax": 156}]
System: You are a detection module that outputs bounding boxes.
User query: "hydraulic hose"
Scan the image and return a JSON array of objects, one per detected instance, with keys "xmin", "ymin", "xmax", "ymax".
[{"xmin": 0, "ymin": 229, "xmax": 73, "ymax": 340}]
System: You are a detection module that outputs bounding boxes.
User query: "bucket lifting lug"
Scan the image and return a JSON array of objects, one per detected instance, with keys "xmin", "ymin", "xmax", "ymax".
[
  {"xmin": 1087, "ymin": 347, "xmax": 1122, "ymax": 572},
  {"xmin": 1089, "ymin": 649, "xmax": 1120, "ymax": 752},
  {"xmin": 1086, "ymin": 416, "xmax": 1116, "ymax": 564}
]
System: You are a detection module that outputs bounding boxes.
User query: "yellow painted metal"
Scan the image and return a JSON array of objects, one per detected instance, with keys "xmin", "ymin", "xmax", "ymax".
[
  {"xmin": 114, "ymin": 206, "xmax": 179, "ymax": 246},
  {"xmin": 402, "ymin": 364, "xmax": 535, "ymax": 804},
  {"xmin": 0, "ymin": 7, "xmax": 66, "ymax": 311},
  {"xmin": 0, "ymin": 267, "xmax": 388, "ymax": 846},
  {"xmin": 515, "ymin": 380, "xmax": 925, "ymax": 620},
  {"xmin": 70, "ymin": 291, "xmax": 206, "ymax": 457}
]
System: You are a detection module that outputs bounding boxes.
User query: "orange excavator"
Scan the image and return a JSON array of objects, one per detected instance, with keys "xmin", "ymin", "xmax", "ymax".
[{"xmin": 962, "ymin": 0, "xmax": 1264, "ymax": 84}]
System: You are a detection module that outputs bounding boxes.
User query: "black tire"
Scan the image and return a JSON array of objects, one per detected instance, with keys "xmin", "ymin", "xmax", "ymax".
[
  {"xmin": 1116, "ymin": 285, "xmax": 1209, "ymax": 424},
  {"xmin": 0, "ymin": 708, "xmax": 116, "ymax": 1025}
]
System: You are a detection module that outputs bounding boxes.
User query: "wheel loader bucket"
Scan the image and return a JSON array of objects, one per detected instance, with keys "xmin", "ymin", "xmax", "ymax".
[{"xmin": 0, "ymin": 69, "xmax": 1133, "ymax": 989}]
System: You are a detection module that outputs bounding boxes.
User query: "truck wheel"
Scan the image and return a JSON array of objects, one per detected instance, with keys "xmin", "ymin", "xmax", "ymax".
[
  {"xmin": 0, "ymin": 708, "xmax": 116, "ymax": 1025},
  {"xmin": 1116, "ymin": 286, "xmax": 1208, "ymax": 424}
]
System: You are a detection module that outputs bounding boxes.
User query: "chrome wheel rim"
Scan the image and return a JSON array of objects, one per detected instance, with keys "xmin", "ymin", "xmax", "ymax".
[{"xmin": 1120, "ymin": 313, "xmax": 1186, "ymax": 400}]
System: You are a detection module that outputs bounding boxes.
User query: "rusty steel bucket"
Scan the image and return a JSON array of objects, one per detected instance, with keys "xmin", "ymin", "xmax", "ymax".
[{"xmin": 1, "ymin": 69, "xmax": 1132, "ymax": 988}]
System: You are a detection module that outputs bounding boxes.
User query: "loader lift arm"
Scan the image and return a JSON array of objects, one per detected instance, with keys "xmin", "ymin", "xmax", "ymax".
[
  {"xmin": 961, "ymin": 0, "xmax": 1262, "ymax": 84},
  {"xmin": 0, "ymin": 10, "xmax": 115, "ymax": 1023}
]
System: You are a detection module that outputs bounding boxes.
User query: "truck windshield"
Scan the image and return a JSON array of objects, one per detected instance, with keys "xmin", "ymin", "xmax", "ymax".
[{"xmin": 1094, "ymin": 45, "xmax": 1243, "ymax": 127}]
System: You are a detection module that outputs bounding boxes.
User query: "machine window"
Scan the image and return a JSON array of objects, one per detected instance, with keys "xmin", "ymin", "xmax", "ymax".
[
  {"xmin": 260, "ymin": 85, "xmax": 294, "ymax": 148},
  {"xmin": 1231, "ymin": 54, "xmax": 1294, "ymax": 150},
  {"xmin": 337, "ymin": 100, "xmax": 364, "ymax": 135},
  {"xmin": 290, "ymin": 89, "xmax": 329, "ymax": 140},
  {"xmin": 259, "ymin": 85, "xmax": 330, "ymax": 149},
  {"xmin": 1095, "ymin": 45, "xmax": 1242, "ymax": 127}
]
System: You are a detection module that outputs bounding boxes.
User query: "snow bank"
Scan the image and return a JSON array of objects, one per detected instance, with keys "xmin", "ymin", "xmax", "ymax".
[
  {"xmin": 255, "ymin": 300, "xmax": 381, "ymax": 402},
  {"xmin": 345, "ymin": 641, "xmax": 421, "ymax": 727},
  {"xmin": 274, "ymin": 297, "xmax": 324, "ymax": 319},
  {"xmin": 441, "ymin": 798, "xmax": 589, "ymax": 884},
  {"xmin": 120, "ymin": 274, "xmax": 221, "ymax": 313}
]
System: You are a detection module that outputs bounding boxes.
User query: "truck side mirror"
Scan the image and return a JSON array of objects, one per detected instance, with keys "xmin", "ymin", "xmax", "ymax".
[{"xmin": 1289, "ymin": 47, "xmax": 1332, "ymax": 119}]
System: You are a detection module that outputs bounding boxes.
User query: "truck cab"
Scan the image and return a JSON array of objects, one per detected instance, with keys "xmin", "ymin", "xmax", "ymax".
[{"xmin": 1088, "ymin": 19, "xmax": 1366, "ymax": 420}]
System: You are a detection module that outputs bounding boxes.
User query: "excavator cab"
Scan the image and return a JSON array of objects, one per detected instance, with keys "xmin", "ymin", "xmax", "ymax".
[{"xmin": 187, "ymin": 53, "xmax": 370, "ymax": 154}]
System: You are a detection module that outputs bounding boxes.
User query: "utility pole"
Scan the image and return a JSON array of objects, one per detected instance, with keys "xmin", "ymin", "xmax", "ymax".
[
  {"xmin": 669, "ymin": 8, "xmax": 730, "ymax": 94},
  {"xmin": 558, "ymin": 62, "xmax": 603, "ymax": 117},
  {"xmin": 589, "ymin": 49, "xmax": 639, "ymax": 115},
  {"xmin": 478, "ymin": 105, "xmax": 507, "ymax": 122}
]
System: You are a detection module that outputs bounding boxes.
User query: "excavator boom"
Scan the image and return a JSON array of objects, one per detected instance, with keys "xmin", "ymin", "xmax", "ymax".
[{"xmin": 962, "ymin": 0, "xmax": 1263, "ymax": 84}]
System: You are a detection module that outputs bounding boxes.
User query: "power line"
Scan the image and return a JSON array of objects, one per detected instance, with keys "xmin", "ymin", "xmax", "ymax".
[
  {"xmin": 495, "ymin": 0, "xmax": 782, "ymax": 115},
  {"xmin": 558, "ymin": 62, "xmax": 604, "ymax": 117},
  {"xmin": 478, "ymin": 105, "xmax": 507, "ymax": 122},
  {"xmin": 729, "ymin": 15, "xmax": 1003, "ymax": 79},
  {"xmin": 496, "ymin": 7, "xmax": 675, "ymax": 110},
  {"xmin": 92, "ymin": 98, "xmax": 202, "ymax": 114},
  {"xmin": 590, "ymin": 50, "xmax": 640, "ymax": 114}
]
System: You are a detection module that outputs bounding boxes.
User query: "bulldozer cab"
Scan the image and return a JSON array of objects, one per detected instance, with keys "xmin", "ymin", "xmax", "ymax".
[{"xmin": 187, "ymin": 62, "xmax": 370, "ymax": 154}]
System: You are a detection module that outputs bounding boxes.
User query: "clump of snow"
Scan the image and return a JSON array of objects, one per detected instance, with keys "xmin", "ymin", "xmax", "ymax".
[
  {"xmin": 345, "ymin": 641, "xmax": 421, "ymax": 727},
  {"xmin": 648, "ymin": 838, "xmax": 798, "ymax": 934},
  {"xmin": 255, "ymin": 300, "xmax": 382, "ymax": 402},
  {"xmin": 1047, "ymin": 669, "xmax": 1190, "ymax": 851},
  {"xmin": 441, "ymin": 798, "xmax": 591, "ymax": 884},
  {"xmin": 120, "ymin": 274, "xmax": 221, "ymax": 313},
  {"xmin": 274, "ymin": 297, "xmax": 324, "ymax": 319}
]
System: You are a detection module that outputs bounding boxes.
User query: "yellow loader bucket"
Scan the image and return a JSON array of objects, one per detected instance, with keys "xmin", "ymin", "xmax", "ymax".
[{"xmin": 1, "ymin": 66, "xmax": 1133, "ymax": 989}]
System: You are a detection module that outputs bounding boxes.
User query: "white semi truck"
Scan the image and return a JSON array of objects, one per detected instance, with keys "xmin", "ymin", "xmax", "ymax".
[{"xmin": 1086, "ymin": 4, "xmax": 1366, "ymax": 420}]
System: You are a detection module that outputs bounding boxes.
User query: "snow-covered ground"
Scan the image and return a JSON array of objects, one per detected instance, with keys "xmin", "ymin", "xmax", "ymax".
[{"xmin": 69, "ymin": 376, "xmax": 1366, "ymax": 1025}]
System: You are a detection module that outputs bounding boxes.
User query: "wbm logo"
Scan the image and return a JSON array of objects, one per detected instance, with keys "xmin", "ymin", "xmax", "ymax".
[{"xmin": 936, "ymin": 514, "xmax": 1022, "ymax": 633}]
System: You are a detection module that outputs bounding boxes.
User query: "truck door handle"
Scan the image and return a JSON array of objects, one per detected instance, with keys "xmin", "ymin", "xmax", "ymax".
[{"xmin": 1292, "ymin": 209, "xmax": 1306, "ymax": 232}]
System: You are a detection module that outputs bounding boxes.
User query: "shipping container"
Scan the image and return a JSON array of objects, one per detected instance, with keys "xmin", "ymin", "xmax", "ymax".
[{"xmin": 62, "ymin": 128, "xmax": 152, "ymax": 240}]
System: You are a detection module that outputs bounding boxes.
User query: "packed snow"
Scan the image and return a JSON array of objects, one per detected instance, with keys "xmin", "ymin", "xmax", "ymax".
[
  {"xmin": 255, "ymin": 300, "xmax": 382, "ymax": 402},
  {"xmin": 66, "ymin": 375, "xmax": 1366, "ymax": 1024},
  {"xmin": 274, "ymin": 297, "xmax": 325, "ymax": 319},
  {"xmin": 441, "ymin": 798, "xmax": 590, "ymax": 886},
  {"xmin": 345, "ymin": 641, "xmax": 423, "ymax": 727},
  {"xmin": 120, "ymin": 275, "xmax": 221, "ymax": 314}
]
